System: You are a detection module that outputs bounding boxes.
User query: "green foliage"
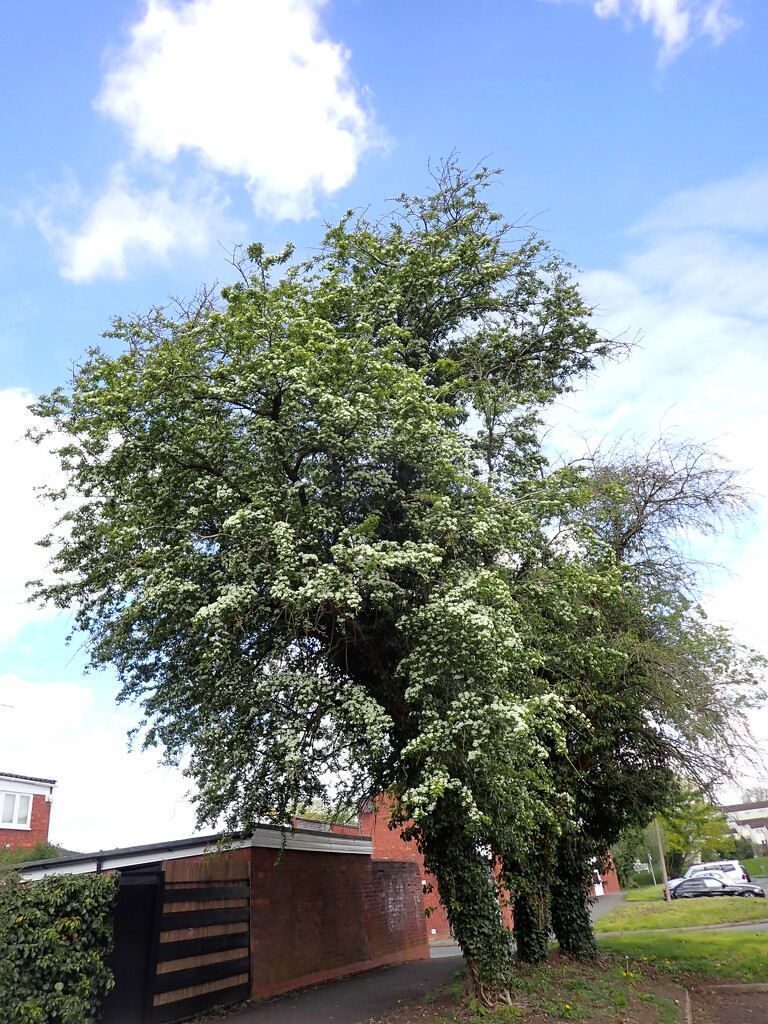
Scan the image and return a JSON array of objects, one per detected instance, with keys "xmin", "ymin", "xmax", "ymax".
[
  {"xmin": 549, "ymin": 833, "xmax": 598, "ymax": 959},
  {"xmin": 732, "ymin": 837, "xmax": 755, "ymax": 860},
  {"xmin": 294, "ymin": 799, "xmax": 358, "ymax": 825},
  {"xmin": 510, "ymin": 886, "xmax": 551, "ymax": 965},
  {"xmin": 657, "ymin": 789, "xmax": 735, "ymax": 876},
  {"xmin": 0, "ymin": 872, "xmax": 117, "ymax": 1023},
  {"xmin": 611, "ymin": 827, "xmax": 648, "ymax": 889},
  {"xmin": 0, "ymin": 843, "xmax": 67, "ymax": 868},
  {"xmin": 631, "ymin": 872, "xmax": 656, "ymax": 887}
]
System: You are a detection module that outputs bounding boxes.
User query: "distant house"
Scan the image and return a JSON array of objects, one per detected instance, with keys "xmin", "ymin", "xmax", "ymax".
[
  {"xmin": 721, "ymin": 799, "xmax": 768, "ymax": 854},
  {"xmin": 0, "ymin": 771, "xmax": 56, "ymax": 851}
]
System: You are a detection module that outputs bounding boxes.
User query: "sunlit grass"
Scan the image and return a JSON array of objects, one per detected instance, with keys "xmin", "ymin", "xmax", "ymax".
[
  {"xmin": 625, "ymin": 884, "xmax": 665, "ymax": 902},
  {"xmin": 596, "ymin": 894, "xmax": 768, "ymax": 931},
  {"xmin": 597, "ymin": 929, "xmax": 768, "ymax": 982},
  {"xmin": 741, "ymin": 857, "xmax": 768, "ymax": 877}
]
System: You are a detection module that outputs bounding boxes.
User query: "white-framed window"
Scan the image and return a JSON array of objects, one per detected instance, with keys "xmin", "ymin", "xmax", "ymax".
[{"xmin": 1, "ymin": 792, "xmax": 32, "ymax": 828}]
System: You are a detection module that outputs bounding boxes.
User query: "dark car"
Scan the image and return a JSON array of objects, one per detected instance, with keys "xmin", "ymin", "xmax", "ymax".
[{"xmin": 670, "ymin": 872, "xmax": 766, "ymax": 900}]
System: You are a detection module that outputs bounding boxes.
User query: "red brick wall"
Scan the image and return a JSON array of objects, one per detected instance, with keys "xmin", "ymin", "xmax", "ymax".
[
  {"xmin": 600, "ymin": 858, "xmax": 621, "ymax": 894},
  {"xmin": 360, "ymin": 804, "xmax": 453, "ymax": 940},
  {"xmin": 0, "ymin": 793, "xmax": 51, "ymax": 850},
  {"xmin": 364, "ymin": 860, "xmax": 429, "ymax": 957},
  {"xmin": 249, "ymin": 846, "xmax": 428, "ymax": 997}
]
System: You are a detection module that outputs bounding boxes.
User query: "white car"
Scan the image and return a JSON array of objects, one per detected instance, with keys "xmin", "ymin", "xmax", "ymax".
[
  {"xmin": 686, "ymin": 860, "xmax": 751, "ymax": 883},
  {"xmin": 666, "ymin": 860, "xmax": 751, "ymax": 894}
]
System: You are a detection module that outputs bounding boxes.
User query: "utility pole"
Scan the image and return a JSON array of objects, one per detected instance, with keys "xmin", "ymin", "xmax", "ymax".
[{"xmin": 654, "ymin": 817, "xmax": 671, "ymax": 902}]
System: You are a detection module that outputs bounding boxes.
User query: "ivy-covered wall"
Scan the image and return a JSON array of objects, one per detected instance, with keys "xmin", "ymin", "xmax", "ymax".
[{"xmin": 0, "ymin": 871, "xmax": 117, "ymax": 1024}]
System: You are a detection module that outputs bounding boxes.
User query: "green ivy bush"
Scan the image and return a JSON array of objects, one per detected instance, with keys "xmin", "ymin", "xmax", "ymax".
[{"xmin": 0, "ymin": 871, "xmax": 117, "ymax": 1023}]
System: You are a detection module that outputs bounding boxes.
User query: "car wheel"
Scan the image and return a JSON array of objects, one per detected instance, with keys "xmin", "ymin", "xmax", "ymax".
[{"xmin": 741, "ymin": 892, "xmax": 755, "ymax": 898}]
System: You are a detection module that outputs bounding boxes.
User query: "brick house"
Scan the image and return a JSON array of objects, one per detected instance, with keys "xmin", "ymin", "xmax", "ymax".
[{"xmin": 0, "ymin": 771, "xmax": 55, "ymax": 851}]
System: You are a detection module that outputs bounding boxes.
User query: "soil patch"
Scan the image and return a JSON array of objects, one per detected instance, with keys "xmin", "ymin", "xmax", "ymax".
[{"xmin": 690, "ymin": 989, "xmax": 768, "ymax": 1024}]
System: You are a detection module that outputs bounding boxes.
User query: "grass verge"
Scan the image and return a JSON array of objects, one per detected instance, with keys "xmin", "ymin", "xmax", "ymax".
[
  {"xmin": 625, "ymin": 885, "xmax": 665, "ymax": 902},
  {"xmin": 595, "ymin": 895, "xmax": 768, "ymax": 931},
  {"xmin": 742, "ymin": 856, "xmax": 768, "ymax": 876},
  {"xmin": 597, "ymin": 929, "xmax": 768, "ymax": 982}
]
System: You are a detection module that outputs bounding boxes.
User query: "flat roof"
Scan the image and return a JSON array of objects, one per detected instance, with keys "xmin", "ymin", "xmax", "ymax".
[
  {"xmin": 16, "ymin": 825, "xmax": 373, "ymax": 880},
  {"xmin": 0, "ymin": 771, "xmax": 56, "ymax": 786}
]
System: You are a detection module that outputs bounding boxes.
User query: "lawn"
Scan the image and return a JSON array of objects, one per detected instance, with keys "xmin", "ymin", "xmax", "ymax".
[
  {"xmin": 596, "ymin": 895, "xmax": 768, "ymax": 931},
  {"xmin": 625, "ymin": 885, "xmax": 664, "ymax": 902},
  {"xmin": 742, "ymin": 856, "xmax": 768, "ymax": 876},
  {"xmin": 596, "ymin": 929, "xmax": 768, "ymax": 982}
]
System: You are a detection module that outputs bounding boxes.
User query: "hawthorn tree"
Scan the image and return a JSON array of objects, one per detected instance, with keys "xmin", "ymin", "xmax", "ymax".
[
  {"xmin": 30, "ymin": 163, "xmax": 619, "ymax": 1001},
  {"xmin": 29, "ymin": 164, "xmax": 763, "ymax": 1001}
]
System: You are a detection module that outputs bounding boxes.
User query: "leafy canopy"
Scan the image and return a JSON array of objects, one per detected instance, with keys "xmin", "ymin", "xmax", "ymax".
[{"xmin": 30, "ymin": 164, "xmax": 612, "ymax": 842}]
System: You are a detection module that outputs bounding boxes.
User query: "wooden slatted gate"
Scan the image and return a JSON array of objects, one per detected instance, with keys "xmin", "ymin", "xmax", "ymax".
[{"xmin": 150, "ymin": 859, "xmax": 251, "ymax": 1023}]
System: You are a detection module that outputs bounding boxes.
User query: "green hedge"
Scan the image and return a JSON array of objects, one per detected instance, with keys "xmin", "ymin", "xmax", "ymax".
[
  {"xmin": 630, "ymin": 870, "xmax": 656, "ymax": 887},
  {"xmin": 0, "ymin": 871, "xmax": 117, "ymax": 1024}
]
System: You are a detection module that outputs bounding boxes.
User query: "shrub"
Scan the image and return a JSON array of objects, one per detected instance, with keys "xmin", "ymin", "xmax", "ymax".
[
  {"xmin": 0, "ymin": 871, "xmax": 117, "ymax": 1023},
  {"xmin": 630, "ymin": 871, "xmax": 655, "ymax": 887},
  {"xmin": 0, "ymin": 843, "xmax": 67, "ymax": 869}
]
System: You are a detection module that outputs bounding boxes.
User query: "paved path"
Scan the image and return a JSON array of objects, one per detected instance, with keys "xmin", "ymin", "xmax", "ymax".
[
  {"xmin": 591, "ymin": 890, "xmax": 627, "ymax": 920},
  {"xmin": 215, "ymin": 956, "xmax": 464, "ymax": 1024}
]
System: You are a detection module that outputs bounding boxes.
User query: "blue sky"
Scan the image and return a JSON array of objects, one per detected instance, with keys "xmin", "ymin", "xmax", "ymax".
[{"xmin": 2, "ymin": 0, "xmax": 767, "ymax": 851}]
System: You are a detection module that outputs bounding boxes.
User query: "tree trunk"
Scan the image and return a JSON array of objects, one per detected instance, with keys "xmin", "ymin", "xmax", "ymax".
[
  {"xmin": 511, "ymin": 884, "xmax": 551, "ymax": 964},
  {"xmin": 420, "ymin": 818, "xmax": 515, "ymax": 1006},
  {"xmin": 549, "ymin": 834, "xmax": 597, "ymax": 959}
]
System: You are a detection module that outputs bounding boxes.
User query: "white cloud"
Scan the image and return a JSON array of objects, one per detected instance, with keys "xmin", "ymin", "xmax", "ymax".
[
  {"xmin": 635, "ymin": 168, "xmax": 768, "ymax": 235},
  {"xmin": 547, "ymin": 0, "xmax": 741, "ymax": 60},
  {"xmin": 35, "ymin": 165, "xmax": 229, "ymax": 283},
  {"xmin": 0, "ymin": 391, "xmax": 66, "ymax": 646},
  {"xmin": 97, "ymin": 0, "xmax": 377, "ymax": 220},
  {"xmin": 0, "ymin": 388, "xmax": 206, "ymax": 850},
  {"xmin": 0, "ymin": 673, "xmax": 199, "ymax": 851},
  {"xmin": 36, "ymin": 0, "xmax": 378, "ymax": 281}
]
